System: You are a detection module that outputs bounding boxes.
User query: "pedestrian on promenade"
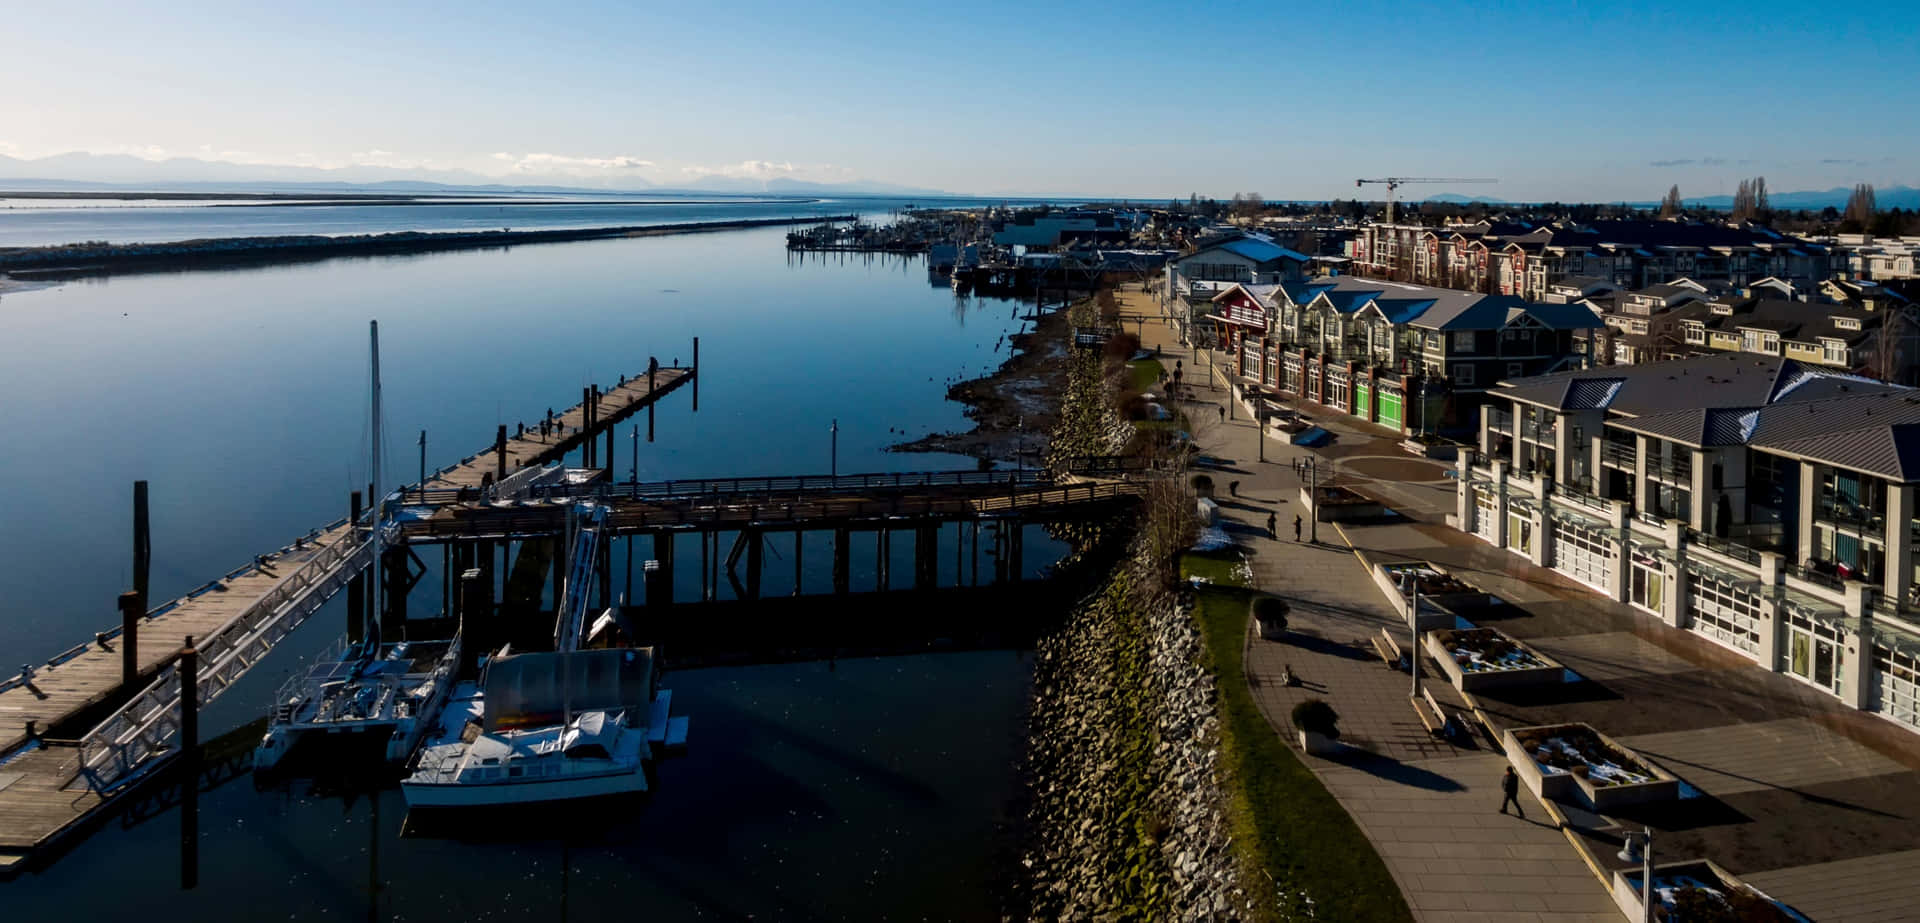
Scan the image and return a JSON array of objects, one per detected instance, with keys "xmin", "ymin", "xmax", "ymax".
[
  {"xmin": 1229, "ymin": 480, "xmax": 1239, "ymax": 497},
  {"xmin": 1499, "ymin": 766, "xmax": 1524, "ymax": 817},
  {"xmin": 1217, "ymin": 405, "xmax": 1225, "ymax": 423},
  {"xmin": 1293, "ymin": 514, "xmax": 1303, "ymax": 542},
  {"xmin": 1267, "ymin": 511, "xmax": 1277, "ymax": 537}
]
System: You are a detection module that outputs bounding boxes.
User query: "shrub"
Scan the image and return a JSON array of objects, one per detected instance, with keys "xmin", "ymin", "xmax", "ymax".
[
  {"xmin": 1291, "ymin": 699, "xmax": 1339, "ymax": 738},
  {"xmin": 1251, "ymin": 595, "xmax": 1290, "ymax": 629}
]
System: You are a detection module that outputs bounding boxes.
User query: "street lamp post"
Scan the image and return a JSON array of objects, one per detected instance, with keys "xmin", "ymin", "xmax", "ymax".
[
  {"xmin": 631, "ymin": 425, "xmax": 639, "ymax": 485},
  {"xmin": 1401, "ymin": 575, "xmax": 1422, "ymax": 698},
  {"xmin": 1618, "ymin": 828, "xmax": 1654, "ymax": 923}
]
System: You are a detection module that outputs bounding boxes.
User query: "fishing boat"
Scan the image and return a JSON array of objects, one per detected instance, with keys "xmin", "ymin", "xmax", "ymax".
[
  {"xmin": 254, "ymin": 633, "xmax": 463, "ymax": 774},
  {"xmin": 399, "ymin": 502, "xmax": 687, "ymax": 807}
]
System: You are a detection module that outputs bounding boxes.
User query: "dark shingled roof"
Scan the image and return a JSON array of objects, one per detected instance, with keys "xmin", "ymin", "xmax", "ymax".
[{"xmin": 1494, "ymin": 353, "xmax": 1898, "ymax": 416}]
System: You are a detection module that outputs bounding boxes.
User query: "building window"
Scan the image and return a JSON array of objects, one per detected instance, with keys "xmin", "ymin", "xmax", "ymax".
[
  {"xmin": 1452, "ymin": 331, "xmax": 1476, "ymax": 353},
  {"xmin": 1454, "ymin": 364, "xmax": 1475, "ymax": 386},
  {"xmin": 1685, "ymin": 325, "xmax": 1705, "ymax": 344},
  {"xmin": 1507, "ymin": 362, "xmax": 1524, "ymax": 378}
]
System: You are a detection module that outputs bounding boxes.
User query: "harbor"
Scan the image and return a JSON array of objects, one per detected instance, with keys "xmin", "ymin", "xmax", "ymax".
[{"xmin": 0, "ymin": 221, "xmax": 1092, "ymax": 917}]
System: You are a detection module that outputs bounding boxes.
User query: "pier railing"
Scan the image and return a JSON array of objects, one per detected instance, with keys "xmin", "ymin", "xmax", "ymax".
[
  {"xmin": 0, "ymin": 516, "xmax": 357, "ymax": 699},
  {"xmin": 397, "ymin": 482, "xmax": 1140, "ymax": 542},
  {"xmin": 399, "ymin": 468, "xmax": 1058, "ymax": 509},
  {"xmin": 66, "ymin": 529, "xmax": 375, "ymax": 793}
]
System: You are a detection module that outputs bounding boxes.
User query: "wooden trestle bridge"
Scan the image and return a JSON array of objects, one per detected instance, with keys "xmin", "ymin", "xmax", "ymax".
[{"xmin": 0, "ymin": 350, "xmax": 1149, "ymax": 872}]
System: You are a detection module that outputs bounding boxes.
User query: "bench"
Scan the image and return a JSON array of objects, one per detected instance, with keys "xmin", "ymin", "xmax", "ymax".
[
  {"xmin": 1408, "ymin": 695, "xmax": 1444, "ymax": 736},
  {"xmin": 1369, "ymin": 635, "xmax": 1398, "ymax": 666}
]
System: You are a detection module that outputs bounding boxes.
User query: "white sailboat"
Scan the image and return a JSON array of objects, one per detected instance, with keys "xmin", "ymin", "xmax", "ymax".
[
  {"xmin": 256, "ymin": 320, "xmax": 466, "ymax": 775},
  {"xmin": 400, "ymin": 503, "xmax": 687, "ymax": 807}
]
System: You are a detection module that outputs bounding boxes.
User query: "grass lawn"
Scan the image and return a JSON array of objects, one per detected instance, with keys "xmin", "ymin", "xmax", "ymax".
[
  {"xmin": 1180, "ymin": 552, "xmax": 1413, "ymax": 923},
  {"xmin": 1125, "ymin": 358, "xmax": 1164, "ymax": 393}
]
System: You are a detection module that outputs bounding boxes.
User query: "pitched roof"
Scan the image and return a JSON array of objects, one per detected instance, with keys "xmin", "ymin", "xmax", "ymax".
[
  {"xmin": 1181, "ymin": 234, "xmax": 1309, "ymax": 266},
  {"xmin": 1493, "ymin": 353, "xmax": 1898, "ymax": 416}
]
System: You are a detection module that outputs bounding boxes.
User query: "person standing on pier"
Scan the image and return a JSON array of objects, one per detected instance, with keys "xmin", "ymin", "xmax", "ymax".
[{"xmin": 1268, "ymin": 511, "xmax": 1277, "ymax": 538}]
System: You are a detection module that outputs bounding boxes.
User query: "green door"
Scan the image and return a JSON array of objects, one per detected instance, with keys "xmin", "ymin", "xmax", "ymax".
[
  {"xmin": 1378, "ymin": 392, "xmax": 1403, "ymax": 430},
  {"xmin": 1355, "ymin": 383, "xmax": 1372, "ymax": 421}
]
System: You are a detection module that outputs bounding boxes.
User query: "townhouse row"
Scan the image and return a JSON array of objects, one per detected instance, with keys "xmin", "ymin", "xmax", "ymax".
[{"xmin": 1455, "ymin": 354, "xmax": 1920, "ymax": 731}]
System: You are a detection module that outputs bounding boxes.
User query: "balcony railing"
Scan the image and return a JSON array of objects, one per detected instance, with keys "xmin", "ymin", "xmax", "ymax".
[
  {"xmin": 1650, "ymin": 452, "xmax": 1692, "ymax": 483},
  {"xmin": 1521, "ymin": 417, "xmax": 1557, "ymax": 442},
  {"xmin": 1555, "ymin": 483, "xmax": 1610, "ymax": 516},
  {"xmin": 1815, "ymin": 497, "xmax": 1886, "ymax": 534},
  {"xmin": 1784, "ymin": 560, "xmax": 1846, "ymax": 592},
  {"xmin": 1487, "ymin": 409, "xmax": 1514, "ymax": 435},
  {"xmin": 1602, "ymin": 441, "xmax": 1637, "ymax": 469},
  {"xmin": 1684, "ymin": 528, "xmax": 1762, "ymax": 566}
]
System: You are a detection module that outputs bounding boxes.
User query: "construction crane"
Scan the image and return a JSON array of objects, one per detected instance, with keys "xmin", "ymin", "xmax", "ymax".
[{"xmin": 1355, "ymin": 177, "xmax": 1498, "ymax": 225}]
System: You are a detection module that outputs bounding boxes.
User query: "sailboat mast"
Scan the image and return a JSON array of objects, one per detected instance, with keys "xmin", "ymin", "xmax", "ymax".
[{"xmin": 369, "ymin": 320, "xmax": 384, "ymax": 643}]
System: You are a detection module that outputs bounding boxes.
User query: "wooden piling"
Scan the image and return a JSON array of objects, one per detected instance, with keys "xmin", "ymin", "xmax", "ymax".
[
  {"xmin": 495, "ymin": 425, "xmax": 508, "ymax": 480},
  {"xmin": 178, "ymin": 635, "xmax": 199, "ymax": 890},
  {"xmin": 654, "ymin": 533, "xmax": 675, "ymax": 606},
  {"xmin": 117, "ymin": 591, "xmax": 140, "ymax": 691},
  {"xmin": 132, "ymin": 480, "xmax": 150, "ymax": 612},
  {"xmin": 745, "ymin": 529, "xmax": 763, "ymax": 601},
  {"xmin": 692, "ymin": 337, "xmax": 699, "ymax": 412},
  {"xmin": 793, "ymin": 530, "xmax": 804, "ymax": 596}
]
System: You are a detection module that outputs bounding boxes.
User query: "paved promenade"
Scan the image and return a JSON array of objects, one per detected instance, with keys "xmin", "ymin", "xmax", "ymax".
[{"xmin": 1122, "ymin": 287, "xmax": 1920, "ymax": 922}]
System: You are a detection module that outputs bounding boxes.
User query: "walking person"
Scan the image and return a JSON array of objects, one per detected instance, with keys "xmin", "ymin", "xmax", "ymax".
[
  {"xmin": 1228, "ymin": 480, "xmax": 1240, "ymax": 497},
  {"xmin": 1267, "ymin": 511, "xmax": 1278, "ymax": 538},
  {"xmin": 1217, "ymin": 404, "xmax": 1225, "ymax": 423},
  {"xmin": 1292, "ymin": 514, "xmax": 1303, "ymax": 542},
  {"xmin": 1499, "ymin": 766, "xmax": 1524, "ymax": 817}
]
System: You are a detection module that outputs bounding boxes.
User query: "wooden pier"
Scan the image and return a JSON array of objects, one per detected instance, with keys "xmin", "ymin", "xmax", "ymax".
[{"xmin": 0, "ymin": 356, "xmax": 700, "ymax": 873}]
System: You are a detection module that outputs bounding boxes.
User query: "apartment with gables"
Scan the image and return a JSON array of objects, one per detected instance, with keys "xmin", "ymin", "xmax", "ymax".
[
  {"xmin": 1355, "ymin": 220, "xmax": 1835, "ymax": 301},
  {"xmin": 1456, "ymin": 355, "xmax": 1920, "ymax": 732},
  {"xmin": 1206, "ymin": 276, "xmax": 1599, "ymax": 434}
]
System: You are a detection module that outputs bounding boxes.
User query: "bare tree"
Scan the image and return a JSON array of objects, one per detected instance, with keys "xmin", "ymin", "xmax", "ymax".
[
  {"xmin": 1754, "ymin": 176, "xmax": 1770, "ymax": 217},
  {"xmin": 1876, "ymin": 308, "xmax": 1915, "ymax": 384},
  {"xmin": 1732, "ymin": 179, "xmax": 1754, "ymax": 222},
  {"xmin": 1844, "ymin": 184, "xmax": 1878, "ymax": 231},
  {"xmin": 1660, "ymin": 185, "xmax": 1683, "ymax": 218}
]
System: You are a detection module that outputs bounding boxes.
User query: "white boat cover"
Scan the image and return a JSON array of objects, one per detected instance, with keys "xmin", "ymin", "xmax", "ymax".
[{"xmin": 482, "ymin": 648, "xmax": 653, "ymax": 731}]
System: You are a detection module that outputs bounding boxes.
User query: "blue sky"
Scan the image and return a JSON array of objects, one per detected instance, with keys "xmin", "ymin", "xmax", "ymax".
[{"xmin": 2, "ymin": 0, "xmax": 1914, "ymax": 199}]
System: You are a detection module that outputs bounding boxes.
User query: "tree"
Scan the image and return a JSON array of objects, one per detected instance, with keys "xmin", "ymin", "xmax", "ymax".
[
  {"xmin": 1754, "ymin": 176, "xmax": 1770, "ymax": 218},
  {"xmin": 1660, "ymin": 185, "xmax": 1683, "ymax": 218},
  {"xmin": 1732, "ymin": 179, "xmax": 1754, "ymax": 222},
  {"xmin": 1843, "ymin": 183, "xmax": 1878, "ymax": 232}
]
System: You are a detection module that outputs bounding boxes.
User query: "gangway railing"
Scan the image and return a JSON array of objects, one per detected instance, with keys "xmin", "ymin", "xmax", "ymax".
[
  {"xmin": 554, "ymin": 503, "xmax": 608, "ymax": 653},
  {"xmin": 65, "ymin": 527, "xmax": 376, "ymax": 793}
]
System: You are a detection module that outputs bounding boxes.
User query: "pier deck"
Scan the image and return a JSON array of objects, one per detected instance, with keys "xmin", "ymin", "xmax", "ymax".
[
  {"xmin": 0, "ymin": 362, "xmax": 697, "ymax": 871},
  {"xmin": 427, "ymin": 366, "xmax": 692, "ymax": 490}
]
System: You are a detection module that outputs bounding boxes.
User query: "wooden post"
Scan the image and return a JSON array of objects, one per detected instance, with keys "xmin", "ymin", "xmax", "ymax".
[
  {"xmin": 648, "ymin": 366, "xmax": 656, "ymax": 442},
  {"xmin": 581, "ymin": 387, "xmax": 594, "ymax": 467},
  {"xmin": 699, "ymin": 528, "xmax": 711, "ymax": 602},
  {"xmin": 605, "ymin": 426, "xmax": 615, "ymax": 475},
  {"xmin": 348, "ymin": 491, "xmax": 365, "ymax": 643},
  {"xmin": 655, "ymin": 533, "xmax": 675, "ymax": 606},
  {"xmin": 118, "ymin": 591, "xmax": 141, "ymax": 690},
  {"xmin": 793, "ymin": 530, "xmax": 804, "ymax": 596},
  {"xmin": 495, "ymin": 425, "xmax": 508, "ymax": 480},
  {"xmin": 915, "ymin": 524, "xmax": 937, "ymax": 591},
  {"xmin": 745, "ymin": 529, "xmax": 763, "ymax": 601},
  {"xmin": 876, "ymin": 529, "xmax": 890, "ymax": 591},
  {"xmin": 692, "ymin": 336, "xmax": 699, "ymax": 412},
  {"xmin": 132, "ymin": 480, "xmax": 150, "ymax": 613},
  {"xmin": 1008, "ymin": 521, "xmax": 1024, "ymax": 583},
  {"xmin": 458, "ymin": 568, "xmax": 485, "ymax": 674},
  {"xmin": 178, "ymin": 635, "xmax": 199, "ymax": 890},
  {"xmin": 970, "ymin": 521, "xmax": 979, "ymax": 586},
  {"xmin": 382, "ymin": 547, "xmax": 408, "ymax": 624}
]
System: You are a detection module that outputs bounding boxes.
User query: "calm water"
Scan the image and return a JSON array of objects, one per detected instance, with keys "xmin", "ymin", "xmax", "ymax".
[
  {"xmin": 0, "ymin": 194, "xmax": 1017, "ymax": 247},
  {"xmin": 0, "ymin": 224, "xmax": 1058, "ymax": 918}
]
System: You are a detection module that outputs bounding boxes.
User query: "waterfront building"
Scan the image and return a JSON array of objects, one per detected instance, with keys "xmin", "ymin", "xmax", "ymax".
[
  {"xmin": 1455, "ymin": 355, "xmax": 1920, "ymax": 732},
  {"xmin": 1353, "ymin": 219, "xmax": 1835, "ymax": 300},
  {"xmin": 1208, "ymin": 275, "xmax": 1600, "ymax": 434}
]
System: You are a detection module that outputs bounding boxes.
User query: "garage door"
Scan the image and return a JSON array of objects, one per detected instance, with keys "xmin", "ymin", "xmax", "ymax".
[
  {"xmin": 1551, "ymin": 517, "xmax": 1614, "ymax": 592},
  {"xmin": 1378, "ymin": 392, "xmax": 1403, "ymax": 430},
  {"xmin": 1355, "ymin": 382, "xmax": 1372, "ymax": 422}
]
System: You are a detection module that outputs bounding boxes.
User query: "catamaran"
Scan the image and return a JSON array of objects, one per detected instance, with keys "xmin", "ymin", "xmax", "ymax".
[
  {"xmin": 254, "ymin": 633, "xmax": 463, "ymax": 773},
  {"xmin": 400, "ymin": 502, "xmax": 688, "ymax": 807}
]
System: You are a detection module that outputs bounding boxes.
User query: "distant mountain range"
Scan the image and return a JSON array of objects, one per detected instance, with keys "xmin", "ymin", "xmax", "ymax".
[{"xmin": 0, "ymin": 152, "xmax": 950, "ymax": 198}]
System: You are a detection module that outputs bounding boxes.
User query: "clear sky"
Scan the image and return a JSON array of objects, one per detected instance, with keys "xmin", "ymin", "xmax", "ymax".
[{"xmin": 3, "ymin": 0, "xmax": 1915, "ymax": 200}]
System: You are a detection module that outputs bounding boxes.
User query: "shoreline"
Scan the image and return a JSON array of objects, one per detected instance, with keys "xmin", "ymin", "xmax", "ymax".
[
  {"xmin": 0, "ymin": 214, "xmax": 856, "ymax": 279},
  {"xmin": 889, "ymin": 303, "xmax": 1072, "ymax": 463}
]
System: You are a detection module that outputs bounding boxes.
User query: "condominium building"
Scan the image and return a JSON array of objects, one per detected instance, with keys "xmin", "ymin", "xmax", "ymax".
[
  {"xmin": 1455, "ymin": 355, "xmax": 1920, "ymax": 730},
  {"xmin": 1203, "ymin": 275, "xmax": 1599, "ymax": 433},
  {"xmin": 1355, "ymin": 220, "xmax": 1834, "ymax": 301}
]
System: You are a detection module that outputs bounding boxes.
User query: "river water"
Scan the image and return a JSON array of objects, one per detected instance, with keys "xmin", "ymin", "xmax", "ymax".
[{"xmin": 0, "ymin": 214, "xmax": 1062, "ymax": 919}]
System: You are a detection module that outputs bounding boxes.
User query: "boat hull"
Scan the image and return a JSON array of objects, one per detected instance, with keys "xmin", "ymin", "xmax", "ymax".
[{"xmin": 401, "ymin": 768, "xmax": 648, "ymax": 807}]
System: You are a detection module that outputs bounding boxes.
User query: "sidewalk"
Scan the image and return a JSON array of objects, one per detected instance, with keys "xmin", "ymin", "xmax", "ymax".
[
  {"xmin": 1120, "ymin": 290, "xmax": 1621, "ymax": 922},
  {"xmin": 1123, "ymin": 286, "xmax": 1920, "ymax": 922}
]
